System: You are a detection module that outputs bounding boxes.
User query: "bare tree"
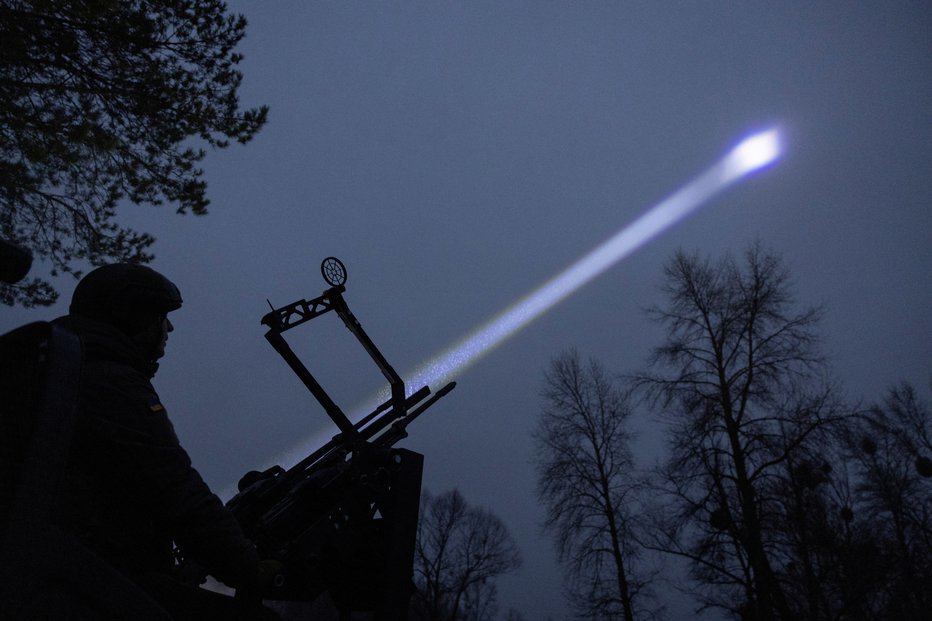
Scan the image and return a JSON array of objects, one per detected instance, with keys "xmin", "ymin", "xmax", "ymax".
[
  {"xmin": 535, "ymin": 350, "xmax": 656, "ymax": 621},
  {"xmin": 764, "ymin": 381, "xmax": 932, "ymax": 621},
  {"xmin": 413, "ymin": 489, "xmax": 521, "ymax": 621},
  {"xmin": 843, "ymin": 382, "xmax": 932, "ymax": 620},
  {"xmin": 765, "ymin": 410, "xmax": 862, "ymax": 620},
  {"xmin": 635, "ymin": 244, "xmax": 841, "ymax": 620}
]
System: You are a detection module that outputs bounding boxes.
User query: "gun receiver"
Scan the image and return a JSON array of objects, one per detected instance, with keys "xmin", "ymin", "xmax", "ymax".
[{"xmin": 226, "ymin": 258, "xmax": 455, "ymax": 617}]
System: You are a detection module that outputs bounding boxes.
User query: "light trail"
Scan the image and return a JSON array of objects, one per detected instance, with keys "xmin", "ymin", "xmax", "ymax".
[
  {"xmin": 406, "ymin": 127, "xmax": 782, "ymax": 390},
  {"xmin": 258, "ymin": 127, "xmax": 783, "ymax": 481}
]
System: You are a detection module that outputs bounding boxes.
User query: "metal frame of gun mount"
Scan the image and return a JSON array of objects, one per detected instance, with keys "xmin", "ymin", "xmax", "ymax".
[{"xmin": 226, "ymin": 258, "xmax": 455, "ymax": 619}]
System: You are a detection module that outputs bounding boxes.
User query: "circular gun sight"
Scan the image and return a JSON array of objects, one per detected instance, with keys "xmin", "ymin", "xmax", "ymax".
[{"xmin": 321, "ymin": 257, "xmax": 347, "ymax": 287}]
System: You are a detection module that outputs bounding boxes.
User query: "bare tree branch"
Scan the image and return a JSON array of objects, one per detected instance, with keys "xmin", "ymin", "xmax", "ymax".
[{"xmin": 535, "ymin": 350, "xmax": 660, "ymax": 621}]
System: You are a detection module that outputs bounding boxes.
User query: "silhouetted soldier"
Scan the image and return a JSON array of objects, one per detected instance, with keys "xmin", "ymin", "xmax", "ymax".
[{"xmin": 1, "ymin": 263, "xmax": 279, "ymax": 620}]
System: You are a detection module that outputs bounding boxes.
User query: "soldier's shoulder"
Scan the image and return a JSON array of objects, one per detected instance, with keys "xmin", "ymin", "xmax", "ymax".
[{"xmin": 81, "ymin": 357, "xmax": 161, "ymax": 411}]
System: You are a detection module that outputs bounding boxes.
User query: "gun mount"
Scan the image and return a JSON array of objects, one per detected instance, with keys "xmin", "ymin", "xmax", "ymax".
[{"xmin": 226, "ymin": 257, "xmax": 455, "ymax": 618}]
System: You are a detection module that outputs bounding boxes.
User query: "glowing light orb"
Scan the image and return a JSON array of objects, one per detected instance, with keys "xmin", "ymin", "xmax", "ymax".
[{"xmin": 724, "ymin": 128, "xmax": 782, "ymax": 178}]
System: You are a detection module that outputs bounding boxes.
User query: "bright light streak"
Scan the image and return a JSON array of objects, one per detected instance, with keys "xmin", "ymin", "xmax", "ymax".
[
  {"xmin": 255, "ymin": 128, "xmax": 783, "ymax": 482},
  {"xmin": 406, "ymin": 127, "xmax": 782, "ymax": 390}
]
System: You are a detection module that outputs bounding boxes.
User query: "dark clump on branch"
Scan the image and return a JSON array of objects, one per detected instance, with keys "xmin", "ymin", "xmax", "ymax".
[{"xmin": 916, "ymin": 456, "xmax": 932, "ymax": 478}]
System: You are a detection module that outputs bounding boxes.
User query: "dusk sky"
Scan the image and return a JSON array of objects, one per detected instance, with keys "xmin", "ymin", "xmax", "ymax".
[{"xmin": 4, "ymin": 2, "xmax": 930, "ymax": 618}]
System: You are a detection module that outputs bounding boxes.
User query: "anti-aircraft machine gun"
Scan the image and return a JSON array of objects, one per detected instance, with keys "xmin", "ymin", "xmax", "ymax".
[{"xmin": 226, "ymin": 258, "xmax": 455, "ymax": 618}]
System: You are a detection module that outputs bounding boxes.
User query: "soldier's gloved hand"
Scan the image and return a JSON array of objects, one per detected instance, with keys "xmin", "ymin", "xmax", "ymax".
[{"xmin": 257, "ymin": 559, "xmax": 286, "ymax": 590}]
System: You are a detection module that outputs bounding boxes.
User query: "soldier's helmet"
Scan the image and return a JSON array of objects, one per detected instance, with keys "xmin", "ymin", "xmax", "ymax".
[{"xmin": 70, "ymin": 264, "xmax": 182, "ymax": 336}]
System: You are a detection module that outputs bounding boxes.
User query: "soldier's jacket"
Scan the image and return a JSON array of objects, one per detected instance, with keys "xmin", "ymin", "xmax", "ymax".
[{"xmin": 53, "ymin": 314, "xmax": 258, "ymax": 589}]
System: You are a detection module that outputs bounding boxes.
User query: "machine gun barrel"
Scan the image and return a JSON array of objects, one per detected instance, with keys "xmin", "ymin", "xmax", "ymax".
[
  {"xmin": 229, "ymin": 383, "xmax": 437, "ymax": 527},
  {"xmin": 290, "ymin": 384, "xmax": 433, "ymax": 477},
  {"xmin": 354, "ymin": 385, "xmax": 429, "ymax": 438},
  {"xmin": 370, "ymin": 381, "xmax": 456, "ymax": 448}
]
